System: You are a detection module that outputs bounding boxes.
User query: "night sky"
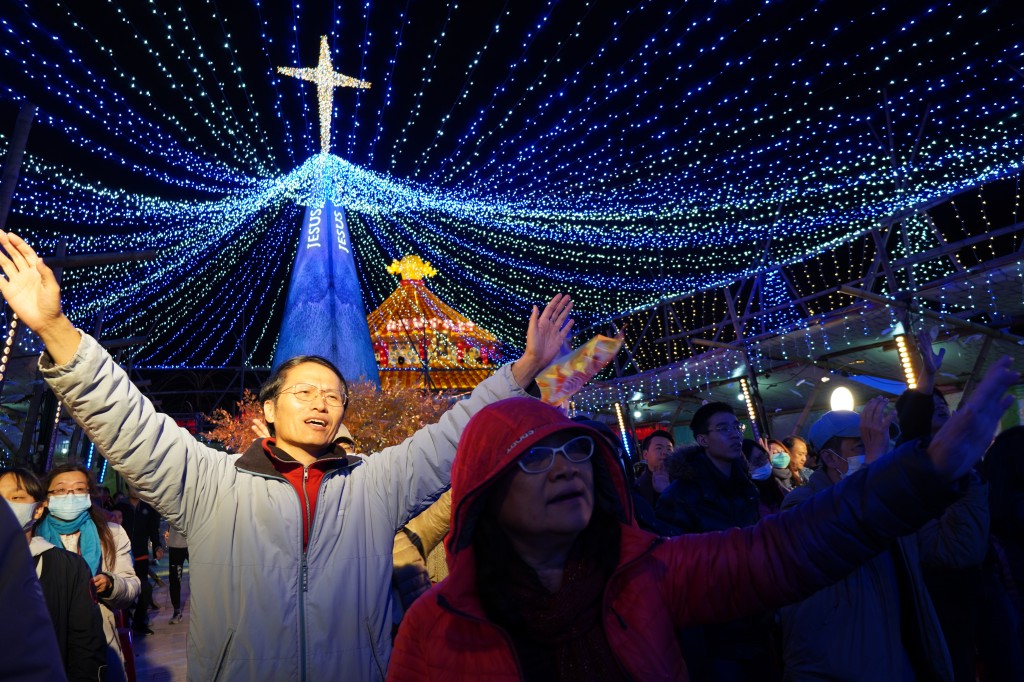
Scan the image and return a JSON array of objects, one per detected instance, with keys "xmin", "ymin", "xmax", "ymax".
[{"xmin": 0, "ymin": 0, "xmax": 1021, "ymax": 370}]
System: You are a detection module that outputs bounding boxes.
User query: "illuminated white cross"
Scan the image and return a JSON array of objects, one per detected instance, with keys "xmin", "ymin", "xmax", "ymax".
[{"xmin": 278, "ymin": 36, "xmax": 371, "ymax": 154}]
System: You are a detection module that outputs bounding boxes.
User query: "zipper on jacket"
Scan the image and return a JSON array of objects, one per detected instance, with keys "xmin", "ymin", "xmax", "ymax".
[
  {"xmin": 296, "ymin": 465, "xmax": 347, "ymax": 680},
  {"xmin": 244, "ymin": 465, "xmax": 342, "ymax": 682},
  {"xmin": 302, "ymin": 467, "xmax": 313, "ymax": 554},
  {"xmin": 299, "ymin": 466, "xmax": 311, "ymax": 681}
]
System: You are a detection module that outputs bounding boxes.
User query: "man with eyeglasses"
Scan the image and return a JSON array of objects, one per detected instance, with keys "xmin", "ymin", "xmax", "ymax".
[
  {"xmin": 0, "ymin": 231, "xmax": 573, "ymax": 681},
  {"xmin": 656, "ymin": 402, "xmax": 757, "ymax": 534},
  {"xmin": 390, "ymin": 354, "xmax": 1019, "ymax": 680},
  {"xmin": 654, "ymin": 401, "xmax": 770, "ymax": 679}
]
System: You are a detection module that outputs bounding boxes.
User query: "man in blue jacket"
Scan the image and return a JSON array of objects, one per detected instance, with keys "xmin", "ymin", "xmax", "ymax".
[{"xmin": 780, "ymin": 400, "xmax": 988, "ymax": 681}]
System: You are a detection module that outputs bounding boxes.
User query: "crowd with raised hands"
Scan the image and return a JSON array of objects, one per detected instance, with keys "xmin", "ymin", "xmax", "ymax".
[
  {"xmin": 625, "ymin": 332, "xmax": 1024, "ymax": 681},
  {"xmin": 0, "ymin": 227, "xmax": 1022, "ymax": 682}
]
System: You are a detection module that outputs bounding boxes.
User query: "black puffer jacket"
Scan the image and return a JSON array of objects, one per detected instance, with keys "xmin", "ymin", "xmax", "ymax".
[{"xmin": 656, "ymin": 446, "xmax": 759, "ymax": 533}]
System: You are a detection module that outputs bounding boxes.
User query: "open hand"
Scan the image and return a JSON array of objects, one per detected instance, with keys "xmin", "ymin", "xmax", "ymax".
[
  {"xmin": 511, "ymin": 293, "xmax": 574, "ymax": 388},
  {"xmin": 917, "ymin": 330, "xmax": 945, "ymax": 378},
  {"xmin": 0, "ymin": 232, "xmax": 63, "ymax": 333},
  {"xmin": 860, "ymin": 396, "xmax": 895, "ymax": 463},
  {"xmin": 916, "ymin": 330, "xmax": 945, "ymax": 396},
  {"xmin": 0, "ymin": 232, "xmax": 80, "ymax": 364},
  {"xmin": 927, "ymin": 356, "xmax": 1018, "ymax": 480}
]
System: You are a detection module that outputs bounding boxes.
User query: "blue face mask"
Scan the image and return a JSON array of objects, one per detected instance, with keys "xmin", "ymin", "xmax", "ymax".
[
  {"xmin": 770, "ymin": 452, "xmax": 791, "ymax": 469},
  {"xmin": 47, "ymin": 493, "xmax": 92, "ymax": 521},
  {"xmin": 4, "ymin": 498, "xmax": 39, "ymax": 532},
  {"xmin": 750, "ymin": 463, "xmax": 772, "ymax": 480}
]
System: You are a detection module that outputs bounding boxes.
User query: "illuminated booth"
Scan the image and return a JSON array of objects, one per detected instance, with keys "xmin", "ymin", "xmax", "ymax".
[{"xmin": 368, "ymin": 255, "xmax": 503, "ymax": 391}]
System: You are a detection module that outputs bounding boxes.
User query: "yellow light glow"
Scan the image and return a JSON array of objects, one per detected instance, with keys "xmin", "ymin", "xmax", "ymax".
[
  {"xmin": 278, "ymin": 36, "xmax": 371, "ymax": 154},
  {"xmin": 386, "ymin": 254, "xmax": 438, "ymax": 281}
]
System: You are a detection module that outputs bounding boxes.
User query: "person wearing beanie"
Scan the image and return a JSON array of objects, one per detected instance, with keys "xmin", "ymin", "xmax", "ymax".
[{"xmin": 390, "ymin": 355, "xmax": 1017, "ymax": 680}]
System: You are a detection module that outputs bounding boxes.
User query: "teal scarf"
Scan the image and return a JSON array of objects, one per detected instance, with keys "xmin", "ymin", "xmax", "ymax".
[{"xmin": 36, "ymin": 512, "xmax": 103, "ymax": 576}]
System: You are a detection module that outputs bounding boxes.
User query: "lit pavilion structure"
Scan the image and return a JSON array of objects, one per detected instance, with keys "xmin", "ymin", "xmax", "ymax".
[{"xmin": 367, "ymin": 255, "xmax": 502, "ymax": 391}]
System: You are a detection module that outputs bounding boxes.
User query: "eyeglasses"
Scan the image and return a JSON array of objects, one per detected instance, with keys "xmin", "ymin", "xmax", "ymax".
[
  {"xmin": 518, "ymin": 436, "xmax": 595, "ymax": 474},
  {"xmin": 47, "ymin": 487, "xmax": 90, "ymax": 496},
  {"xmin": 706, "ymin": 422, "xmax": 745, "ymax": 435},
  {"xmin": 279, "ymin": 383, "xmax": 346, "ymax": 407}
]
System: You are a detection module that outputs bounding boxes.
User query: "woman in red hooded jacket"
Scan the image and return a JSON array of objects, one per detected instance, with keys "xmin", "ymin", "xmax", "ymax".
[{"xmin": 389, "ymin": 357, "xmax": 1016, "ymax": 681}]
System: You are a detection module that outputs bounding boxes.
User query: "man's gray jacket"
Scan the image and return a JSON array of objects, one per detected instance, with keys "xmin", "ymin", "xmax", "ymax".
[{"xmin": 42, "ymin": 332, "xmax": 532, "ymax": 681}]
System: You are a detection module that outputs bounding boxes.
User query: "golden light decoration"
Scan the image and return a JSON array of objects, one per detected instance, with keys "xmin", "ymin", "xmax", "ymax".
[
  {"xmin": 277, "ymin": 35, "xmax": 371, "ymax": 154},
  {"xmin": 0, "ymin": 314, "xmax": 17, "ymax": 384},
  {"xmin": 739, "ymin": 376, "xmax": 760, "ymax": 438},
  {"xmin": 614, "ymin": 402, "xmax": 632, "ymax": 458},
  {"xmin": 386, "ymin": 254, "xmax": 438, "ymax": 281},
  {"xmin": 894, "ymin": 334, "xmax": 918, "ymax": 390}
]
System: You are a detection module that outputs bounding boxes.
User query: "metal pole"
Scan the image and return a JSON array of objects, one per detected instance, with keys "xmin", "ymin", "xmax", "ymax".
[{"xmin": 0, "ymin": 102, "xmax": 36, "ymax": 229}]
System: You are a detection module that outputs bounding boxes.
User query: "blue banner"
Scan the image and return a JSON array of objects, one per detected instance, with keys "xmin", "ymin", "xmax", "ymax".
[{"xmin": 272, "ymin": 201, "xmax": 380, "ymax": 387}]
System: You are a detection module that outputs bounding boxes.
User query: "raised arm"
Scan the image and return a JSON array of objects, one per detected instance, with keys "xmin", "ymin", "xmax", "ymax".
[
  {"xmin": 916, "ymin": 329, "xmax": 945, "ymax": 397},
  {"xmin": 0, "ymin": 231, "xmax": 81, "ymax": 364},
  {"xmin": 859, "ymin": 395, "xmax": 895, "ymax": 463},
  {"xmin": 664, "ymin": 356, "xmax": 1017, "ymax": 626},
  {"xmin": 0, "ymin": 232, "xmax": 227, "ymax": 534},
  {"xmin": 927, "ymin": 355, "xmax": 1016, "ymax": 479}
]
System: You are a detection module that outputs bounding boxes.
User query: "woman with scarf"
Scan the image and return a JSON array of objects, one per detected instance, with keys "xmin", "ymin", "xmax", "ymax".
[
  {"xmin": 765, "ymin": 438, "xmax": 799, "ymax": 492},
  {"xmin": 1, "ymin": 466, "xmax": 106, "ymax": 680},
  {"xmin": 37, "ymin": 463, "xmax": 140, "ymax": 682}
]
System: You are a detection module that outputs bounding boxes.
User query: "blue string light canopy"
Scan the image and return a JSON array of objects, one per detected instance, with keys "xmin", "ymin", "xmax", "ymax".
[{"xmin": 0, "ymin": 1, "xmax": 1020, "ymax": 372}]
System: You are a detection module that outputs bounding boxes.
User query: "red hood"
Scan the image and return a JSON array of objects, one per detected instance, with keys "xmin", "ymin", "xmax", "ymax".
[{"xmin": 446, "ymin": 397, "xmax": 632, "ymax": 560}]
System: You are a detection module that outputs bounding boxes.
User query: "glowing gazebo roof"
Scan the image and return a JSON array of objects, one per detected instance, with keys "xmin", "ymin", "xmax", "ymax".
[{"xmin": 367, "ymin": 255, "xmax": 501, "ymax": 391}]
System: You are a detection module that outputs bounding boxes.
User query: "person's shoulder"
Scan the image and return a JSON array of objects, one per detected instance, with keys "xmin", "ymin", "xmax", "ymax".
[
  {"xmin": 401, "ymin": 581, "xmax": 449, "ymax": 634},
  {"xmin": 632, "ymin": 468, "xmax": 652, "ymax": 492},
  {"xmin": 656, "ymin": 476, "xmax": 701, "ymax": 510},
  {"xmin": 39, "ymin": 545, "xmax": 93, "ymax": 577},
  {"xmin": 106, "ymin": 521, "xmax": 131, "ymax": 539},
  {"xmin": 665, "ymin": 445, "xmax": 705, "ymax": 481},
  {"xmin": 780, "ymin": 479, "xmax": 823, "ymax": 509}
]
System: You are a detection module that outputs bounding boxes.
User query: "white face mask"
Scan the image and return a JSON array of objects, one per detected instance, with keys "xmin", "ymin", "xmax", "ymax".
[
  {"xmin": 4, "ymin": 498, "xmax": 40, "ymax": 532},
  {"xmin": 750, "ymin": 463, "xmax": 772, "ymax": 480},
  {"xmin": 844, "ymin": 455, "xmax": 866, "ymax": 478},
  {"xmin": 46, "ymin": 493, "xmax": 92, "ymax": 521}
]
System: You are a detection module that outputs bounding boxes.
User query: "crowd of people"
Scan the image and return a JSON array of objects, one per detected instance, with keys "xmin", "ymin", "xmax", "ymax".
[
  {"xmin": 0, "ymin": 461, "xmax": 184, "ymax": 680},
  {"xmin": 0, "ymin": 227, "xmax": 1022, "ymax": 681},
  {"xmin": 609, "ymin": 334, "xmax": 1024, "ymax": 681}
]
